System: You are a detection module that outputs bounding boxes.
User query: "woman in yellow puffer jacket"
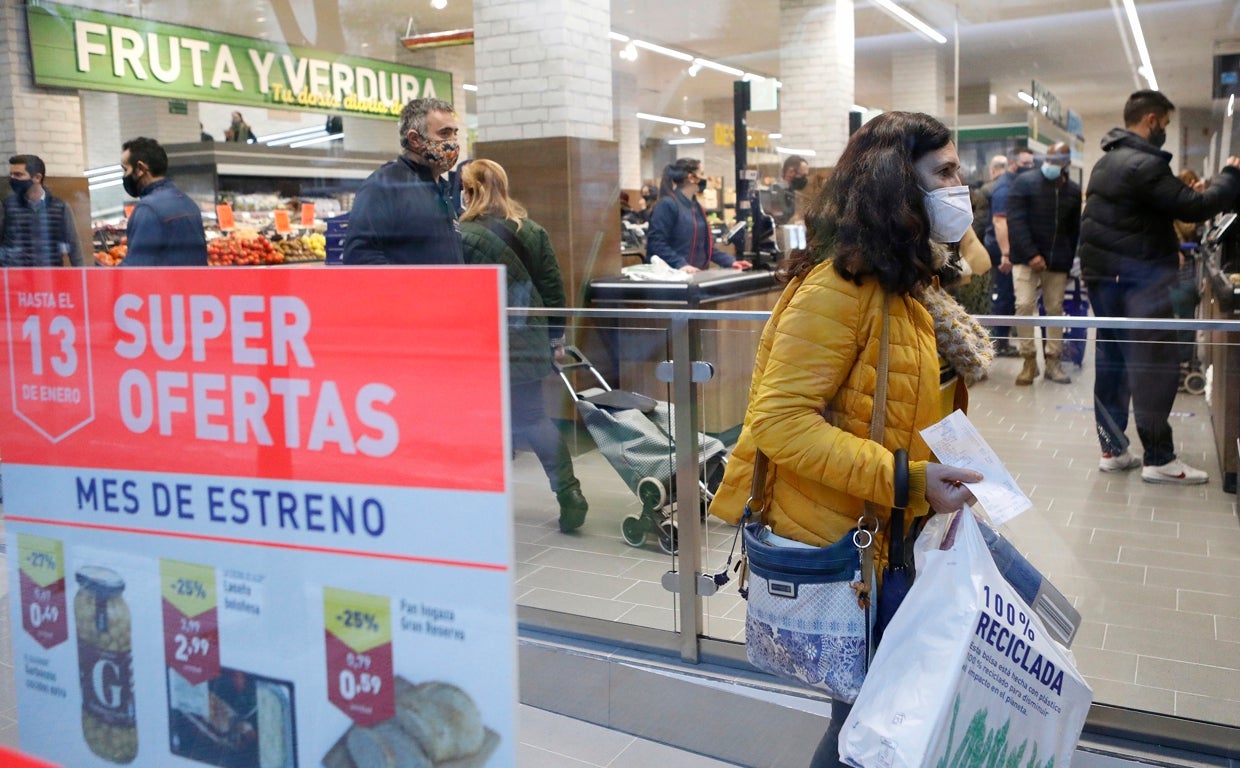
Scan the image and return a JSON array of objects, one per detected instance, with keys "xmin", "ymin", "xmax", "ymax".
[{"xmin": 708, "ymin": 111, "xmax": 989, "ymax": 768}]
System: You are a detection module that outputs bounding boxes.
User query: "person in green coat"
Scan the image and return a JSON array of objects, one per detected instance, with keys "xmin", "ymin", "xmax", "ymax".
[{"xmin": 459, "ymin": 159, "xmax": 589, "ymax": 532}]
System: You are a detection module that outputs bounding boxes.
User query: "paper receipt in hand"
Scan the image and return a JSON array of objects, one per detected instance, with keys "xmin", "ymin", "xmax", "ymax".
[{"xmin": 920, "ymin": 409, "xmax": 1032, "ymax": 525}]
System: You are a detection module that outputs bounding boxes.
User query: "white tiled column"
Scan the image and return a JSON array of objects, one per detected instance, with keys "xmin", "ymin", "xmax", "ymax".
[
  {"xmin": 473, "ymin": 0, "xmax": 612, "ymax": 141},
  {"xmin": 613, "ymin": 71, "xmax": 641, "ymax": 190},
  {"xmin": 778, "ymin": 0, "xmax": 853, "ymax": 166},
  {"xmin": 891, "ymin": 48, "xmax": 947, "ymax": 117},
  {"xmin": 0, "ymin": 0, "xmax": 85, "ymax": 175}
]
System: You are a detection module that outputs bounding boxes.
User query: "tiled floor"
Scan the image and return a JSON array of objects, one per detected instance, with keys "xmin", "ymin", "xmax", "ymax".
[{"xmin": 513, "ymin": 343, "xmax": 1240, "ymax": 728}]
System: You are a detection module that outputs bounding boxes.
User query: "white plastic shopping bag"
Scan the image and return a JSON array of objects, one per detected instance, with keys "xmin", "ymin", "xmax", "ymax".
[{"xmin": 840, "ymin": 509, "xmax": 1092, "ymax": 768}]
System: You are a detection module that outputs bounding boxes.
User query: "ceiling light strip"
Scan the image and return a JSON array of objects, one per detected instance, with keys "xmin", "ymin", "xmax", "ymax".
[
  {"xmin": 871, "ymin": 0, "xmax": 947, "ymax": 45},
  {"xmin": 1120, "ymin": 0, "xmax": 1158, "ymax": 90},
  {"xmin": 632, "ymin": 39, "xmax": 694, "ymax": 62},
  {"xmin": 668, "ymin": 138, "xmax": 706, "ymax": 145}
]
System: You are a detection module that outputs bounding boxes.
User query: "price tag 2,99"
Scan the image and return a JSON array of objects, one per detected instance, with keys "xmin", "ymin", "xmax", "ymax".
[
  {"xmin": 5, "ymin": 270, "xmax": 94, "ymax": 443},
  {"xmin": 324, "ymin": 587, "xmax": 393, "ymax": 727},
  {"xmin": 18, "ymin": 535, "xmax": 67, "ymax": 650},
  {"xmin": 160, "ymin": 559, "xmax": 220, "ymax": 686}
]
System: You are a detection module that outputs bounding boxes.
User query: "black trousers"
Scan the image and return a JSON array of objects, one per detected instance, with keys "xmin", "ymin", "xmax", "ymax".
[
  {"xmin": 511, "ymin": 379, "xmax": 578, "ymax": 492},
  {"xmin": 808, "ymin": 699, "xmax": 853, "ymax": 768},
  {"xmin": 1086, "ymin": 270, "xmax": 1180, "ymax": 466}
]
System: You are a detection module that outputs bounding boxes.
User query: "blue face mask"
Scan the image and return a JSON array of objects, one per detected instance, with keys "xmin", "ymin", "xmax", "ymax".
[{"xmin": 1041, "ymin": 163, "xmax": 1063, "ymax": 181}]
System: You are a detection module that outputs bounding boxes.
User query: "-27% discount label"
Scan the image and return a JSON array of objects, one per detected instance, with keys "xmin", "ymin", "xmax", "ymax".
[
  {"xmin": 324, "ymin": 587, "xmax": 394, "ymax": 727},
  {"xmin": 18, "ymin": 535, "xmax": 67, "ymax": 649},
  {"xmin": 160, "ymin": 560, "xmax": 220, "ymax": 685}
]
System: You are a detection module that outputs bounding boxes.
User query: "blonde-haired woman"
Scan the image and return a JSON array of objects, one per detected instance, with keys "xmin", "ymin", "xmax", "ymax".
[{"xmin": 459, "ymin": 159, "xmax": 588, "ymax": 532}]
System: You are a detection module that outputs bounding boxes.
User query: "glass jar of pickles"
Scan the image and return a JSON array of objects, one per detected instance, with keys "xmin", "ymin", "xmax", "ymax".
[{"xmin": 75, "ymin": 566, "xmax": 138, "ymax": 764}]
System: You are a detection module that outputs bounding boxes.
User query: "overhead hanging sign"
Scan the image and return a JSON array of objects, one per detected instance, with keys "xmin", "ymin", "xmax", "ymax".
[{"xmin": 26, "ymin": 0, "xmax": 452, "ymax": 120}]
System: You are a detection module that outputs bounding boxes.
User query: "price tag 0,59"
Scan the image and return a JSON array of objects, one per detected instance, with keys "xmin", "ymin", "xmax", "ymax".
[
  {"xmin": 18, "ymin": 535, "xmax": 67, "ymax": 649},
  {"xmin": 160, "ymin": 559, "xmax": 220, "ymax": 686},
  {"xmin": 5, "ymin": 270, "xmax": 95, "ymax": 443},
  {"xmin": 324, "ymin": 587, "xmax": 394, "ymax": 727}
]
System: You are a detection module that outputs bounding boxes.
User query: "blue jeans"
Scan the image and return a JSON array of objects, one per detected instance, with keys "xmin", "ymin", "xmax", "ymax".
[
  {"xmin": 984, "ymin": 239, "xmax": 1015, "ymax": 345},
  {"xmin": 1086, "ymin": 270, "xmax": 1179, "ymax": 466}
]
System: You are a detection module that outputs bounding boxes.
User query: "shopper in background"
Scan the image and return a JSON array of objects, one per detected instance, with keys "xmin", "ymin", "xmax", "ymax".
[
  {"xmin": 646, "ymin": 158, "xmax": 749, "ymax": 273},
  {"xmin": 769, "ymin": 153, "xmax": 809, "ymax": 225},
  {"xmin": 1006, "ymin": 141, "xmax": 1081, "ymax": 385},
  {"xmin": 970, "ymin": 154, "xmax": 1007, "ymax": 240},
  {"xmin": 1, "ymin": 154, "xmax": 83, "ymax": 267},
  {"xmin": 119, "ymin": 137, "xmax": 207, "ymax": 267},
  {"xmin": 224, "ymin": 111, "xmax": 253, "ymax": 143},
  {"xmin": 707, "ymin": 112, "xmax": 985, "ymax": 768},
  {"xmin": 1174, "ymin": 169, "xmax": 1206, "ymax": 246},
  {"xmin": 982, "ymin": 146, "xmax": 1034, "ymax": 356},
  {"xmin": 458, "ymin": 159, "xmax": 589, "ymax": 533},
  {"xmin": 343, "ymin": 97, "xmax": 464, "ymax": 265},
  {"xmin": 1078, "ymin": 89, "xmax": 1240, "ymax": 484}
]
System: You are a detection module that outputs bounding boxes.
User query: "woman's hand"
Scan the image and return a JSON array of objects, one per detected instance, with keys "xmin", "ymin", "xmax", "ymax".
[{"xmin": 925, "ymin": 462, "xmax": 983, "ymax": 513}]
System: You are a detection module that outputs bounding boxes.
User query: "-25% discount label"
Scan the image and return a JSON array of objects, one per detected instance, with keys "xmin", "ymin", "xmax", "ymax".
[
  {"xmin": 5, "ymin": 269, "xmax": 95, "ymax": 442},
  {"xmin": 324, "ymin": 587, "xmax": 393, "ymax": 726},
  {"xmin": 18, "ymin": 535, "xmax": 67, "ymax": 649},
  {"xmin": 160, "ymin": 560, "xmax": 220, "ymax": 685}
]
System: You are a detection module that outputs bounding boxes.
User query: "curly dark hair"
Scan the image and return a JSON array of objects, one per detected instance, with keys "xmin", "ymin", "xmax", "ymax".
[{"xmin": 780, "ymin": 111, "xmax": 952, "ymax": 295}]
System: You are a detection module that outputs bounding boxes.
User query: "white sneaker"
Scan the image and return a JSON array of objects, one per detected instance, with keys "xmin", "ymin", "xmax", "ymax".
[
  {"xmin": 1141, "ymin": 459, "xmax": 1208, "ymax": 485},
  {"xmin": 1098, "ymin": 451, "xmax": 1141, "ymax": 472}
]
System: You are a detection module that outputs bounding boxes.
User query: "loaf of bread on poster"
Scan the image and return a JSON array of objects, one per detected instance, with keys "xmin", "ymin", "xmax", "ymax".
[{"xmin": 322, "ymin": 677, "xmax": 493, "ymax": 768}]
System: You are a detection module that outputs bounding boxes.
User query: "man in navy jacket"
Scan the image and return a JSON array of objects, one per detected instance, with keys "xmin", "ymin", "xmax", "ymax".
[
  {"xmin": 120, "ymin": 137, "xmax": 207, "ymax": 267},
  {"xmin": 343, "ymin": 98, "xmax": 464, "ymax": 265},
  {"xmin": 1007, "ymin": 142, "xmax": 1080, "ymax": 386},
  {"xmin": 1078, "ymin": 90, "xmax": 1240, "ymax": 484}
]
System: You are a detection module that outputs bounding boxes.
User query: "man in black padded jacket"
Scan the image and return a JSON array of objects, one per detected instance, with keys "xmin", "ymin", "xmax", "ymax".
[{"xmin": 1078, "ymin": 89, "xmax": 1240, "ymax": 484}]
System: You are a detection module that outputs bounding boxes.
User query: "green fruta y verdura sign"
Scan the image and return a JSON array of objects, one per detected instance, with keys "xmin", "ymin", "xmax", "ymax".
[{"xmin": 26, "ymin": 0, "xmax": 452, "ymax": 121}]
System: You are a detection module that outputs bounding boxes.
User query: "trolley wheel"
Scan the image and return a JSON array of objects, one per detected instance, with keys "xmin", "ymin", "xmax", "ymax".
[
  {"xmin": 1184, "ymin": 371, "xmax": 1207, "ymax": 396},
  {"xmin": 621, "ymin": 515, "xmax": 647, "ymax": 548},
  {"xmin": 657, "ymin": 519, "xmax": 679, "ymax": 555},
  {"xmin": 637, "ymin": 477, "xmax": 667, "ymax": 510}
]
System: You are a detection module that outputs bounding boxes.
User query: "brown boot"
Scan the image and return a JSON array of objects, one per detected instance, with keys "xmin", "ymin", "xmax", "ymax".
[
  {"xmin": 1015, "ymin": 356, "xmax": 1039, "ymax": 386},
  {"xmin": 1044, "ymin": 356, "xmax": 1072, "ymax": 384}
]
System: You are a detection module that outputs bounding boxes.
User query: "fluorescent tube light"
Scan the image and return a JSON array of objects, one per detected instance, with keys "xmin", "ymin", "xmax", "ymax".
[
  {"xmin": 636, "ymin": 112, "xmax": 684, "ymax": 126},
  {"xmin": 1121, "ymin": 0, "xmax": 1157, "ymax": 90},
  {"xmin": 871, "ymin": 0, "xmax": 947, "ymax": 45},
  {"xmin": 769, "ymin": 133, "xmax": 783, "ymax": 139},
  {"xmin": 88, "ymin": 178, "xmax": 125, "ymax": 191},
  {"xmin": 608, "ymin": 31, "xmax": 630, "ymax": 42},
  {"xmin": 668, "ymin": 138, "xmax": 706, "ymax": 145},
  {"xmin": 288, "ymin": 133, "xmax": 346, "ymax": 149},
  {"xmin": 257, "ymin": 125, "xmax": 327, "ymax": 143},
  {"xmin": 683, "ymin": 120, "xmax": 706, "ymax": 129},
  {"xmin": 84, "ymin": 164, "xmax": 123, "ymax": 177},
  {"xmin": 695, "ymin": 58, "xmax": 744, "ymax": 77},
  {"xmin": 632, "ymin": 39, "xmax": 694, "ymax": 62},
  {"xmin": 776, "ymin": 147, "xmax": 817, "ymax": 157},
  {"xmin": 1017, "ymin": 90, "xmax": 1035, "ymax": 105},
  {"xmin": 1229, "ymin": 94, "xmax": 1235, "ymax": 118},
  {"xmin": 463, "ymin": 83, "xmax": 478, "ymax": 91}
]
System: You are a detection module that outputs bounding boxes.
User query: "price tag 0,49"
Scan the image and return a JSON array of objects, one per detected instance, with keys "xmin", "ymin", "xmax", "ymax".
[
  {"xmin": 18, "ymin": 535, "xmax": 67, "ymax": 649},
  {"xmin": 160, "ymin": 559, "xmax": 220, "ymax": 686},
  {"xmin": 324, "ymin": 587, "xmax": 394, "ymax": 727},
  {"xmin": 5, "ymin": 270, "xmax": 95, "ymax": 443}
]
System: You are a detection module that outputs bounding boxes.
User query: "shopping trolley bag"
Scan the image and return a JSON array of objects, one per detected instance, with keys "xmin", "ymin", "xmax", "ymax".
[{"xmin": 840, "ymin": 508, "xmax": 1091, "ymax": 768}]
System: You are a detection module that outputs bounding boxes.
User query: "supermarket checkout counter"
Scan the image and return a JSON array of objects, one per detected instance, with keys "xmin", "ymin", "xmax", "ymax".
[
  {"xmin": 584, "ymin": 267, "xmax": 784, "ymax": 433},
  {"xmin": 1200, "ymin": 212, "xmax": 1240, "ymax": 493},
  {"xmin": 588, "ymin": 267, "xmax": 779, "ymax": 308}
]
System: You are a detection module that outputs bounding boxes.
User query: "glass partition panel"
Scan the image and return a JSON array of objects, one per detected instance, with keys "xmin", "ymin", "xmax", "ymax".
[
  {"xmin": 692, "ymin": 313, "xmax": 1240, "ymax": 730},
  {"xmin": 512, "ymin": 322, "xmax": 682, "ymax": 634}
]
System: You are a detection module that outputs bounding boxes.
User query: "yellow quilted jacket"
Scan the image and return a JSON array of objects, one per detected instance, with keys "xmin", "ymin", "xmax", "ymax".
[{"xmin": 708, "ymin": 259, "xmax": 944, "ymax": 559}]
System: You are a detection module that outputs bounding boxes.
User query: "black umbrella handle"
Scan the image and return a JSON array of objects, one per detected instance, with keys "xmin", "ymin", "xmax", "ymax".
[{"xmin": 888, "ymin": 449, "xmax": 909, "ymax": 564}]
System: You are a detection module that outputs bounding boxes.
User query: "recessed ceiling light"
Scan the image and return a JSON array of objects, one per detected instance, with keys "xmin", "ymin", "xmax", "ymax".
[{"xmin": 431, "ymin": 0, "xmax": 447, "ymax": 9}]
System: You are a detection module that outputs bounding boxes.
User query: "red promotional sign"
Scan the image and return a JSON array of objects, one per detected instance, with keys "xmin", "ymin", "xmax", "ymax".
[
  {"xmin": 4, "ymin": 270, "xmax": 95, "ymax": 443},
  {"xmin": 0, "ymin": 268, "xmax": 507, "ymax": 492}
]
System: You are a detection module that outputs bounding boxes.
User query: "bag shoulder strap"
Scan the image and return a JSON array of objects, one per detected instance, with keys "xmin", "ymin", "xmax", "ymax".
[
  {"xmin": 749, "ymin": 293, "xmax": 892, "ymax": 527},
  {"xmin": 481, "ymin": 217, "xmax": 538, "ymax": 280}
]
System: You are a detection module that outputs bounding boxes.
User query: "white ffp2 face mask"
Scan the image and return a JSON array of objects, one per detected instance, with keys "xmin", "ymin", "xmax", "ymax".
[{"xmin": 921, "ymin": 185, "xmax": 973, "ymax": 243}]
